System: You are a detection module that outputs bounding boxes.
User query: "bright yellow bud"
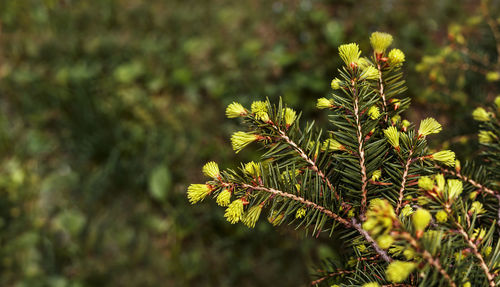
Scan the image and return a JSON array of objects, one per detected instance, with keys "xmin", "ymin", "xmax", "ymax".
[
  {"xmin": 388, "ymin": 48, "xmax": 405, "ymax": 66},
  {"xmin": 370, "ymin": 31, "xmax": 393, "ymax": 53},
  {"xmin": 418, "ymin": 117, "xmax": 442, "ymax": 137},
  {"xmin": 187, "ymin": 184, "xmax": 212, "ymax": 204},
  {"xmin": 339, "ymin": 43, "xmax": 361, "ymax": 66},
  {"xmin": 226, "ymin": 102, "xmax": 247, "ymax": 118},
  {"xmin": 431, "ymin": 150, "xmax": 456, "ymax": 166},
  {"xmin": 202, "ymin": 161, "xmax": 220, "ymax": 179},
  {"xmin": 472, "ymin": 107, "xmax": 491, "ymax": 122},
  {"xmin": 412, "ymin": 208, "xmax": 431, "ymax": 231},
  {"xmin": 224, "ymin": 199, "xmax": 244, "ymax": 224},
  {"xmin": 385, "ymin": 261, "xmax": 416, "ymax": 283}
]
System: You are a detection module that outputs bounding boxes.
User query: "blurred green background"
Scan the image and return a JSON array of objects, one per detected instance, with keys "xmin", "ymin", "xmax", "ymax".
[{"xmin": 0, "ymin": 0, "xmax": 498, "ymax": 286}]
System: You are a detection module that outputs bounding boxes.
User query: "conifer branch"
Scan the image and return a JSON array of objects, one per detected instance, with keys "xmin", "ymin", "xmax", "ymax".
[
  {"xmin": 437, "ymin": 165, "xmax": 499, "ymax": 196},
  {"xmin": 191, "ymin": 33, "xmax": 500, "ymax": 286},
  {"xmin": 376, "ymin": 61, "xmax": 389, "ymax": 122},
  {"xmin": 239, "ymin": 183, "xmax": 351, "ymax": 227},
  {"xmin": 351, "ymin": 83, "xmax": 369, "ymax": 217},
  {"xmin": 352, "ymin": 218, "xmax": 393, "ymax": 263},
  {"xmin": 310, "ymin": 269, "xmax": 354, "ymax": 285},
  {"xmin": 273, "ymin": 125, "xmax": 341, "ymax": 201},
  {"xmin": 453, "ymin": 219, "xmax": 496, "ymax": 287},
  {"xmin": 396, "ymin": 149, "xmax": 413, "ymax": 214},
  {"xmin": 398, "ymin": 231, "xmax": 457, "ymax": 287}
]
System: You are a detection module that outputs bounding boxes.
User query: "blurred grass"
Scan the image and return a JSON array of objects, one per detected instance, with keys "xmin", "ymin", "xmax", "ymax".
[{"xmin": 0, "ymin": 0, "xmax": 498, "ymax": 286}]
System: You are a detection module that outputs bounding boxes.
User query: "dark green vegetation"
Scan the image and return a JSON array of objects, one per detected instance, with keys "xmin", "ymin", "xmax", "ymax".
[{"xmin": 0, "ymin": 0, "xmax": 498, "ymax": 286}]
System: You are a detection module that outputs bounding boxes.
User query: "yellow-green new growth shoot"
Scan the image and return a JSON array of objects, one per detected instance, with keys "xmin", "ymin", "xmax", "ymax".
[
  {"xmin": 251, "ymin": 101, "xmax": 270, "ymax": 122},
  {"xmin": 216, "ymin": 189, "xmax": 231, "ymax": 207},
  {"xmin": 384, "ymin": 126, "xmax": 400, "ymax": 150},
  {"xmin": 371, "ymin": 169, "xmax": 382, "ymax": 181},
  {"xmin": 224, "ymin": 199, "xmax": 244, "ymax": 224},
  {"xmin": 187, "ymin": 184, "xmax": 212, "ymax": 204},
  {"xmin": 435, "ymin": 174, "xmax": 445, "ymax": 191},
  {"xmin": 472, "ymin": 107, "xmax": 491, "ymax": 122},
  {"xmin": 479, "ymin": 130, "xmax": 496, "ymax": 144},
  {"xmin": 368, "ymin": 105, "xmax": 381, "ymax": 120},
  {"xmin": 338, "ymin": 43, "xmax": 361, "ymax": 67},
  {"xmin": 469, "ymin": 201, "xmax": 486, "ymax": 215},
  {"xmin": 331, "ymin": 78, "xmax": 342, "ymax": 90},
  {"xmin": 388, "ymin": 48, "xmax": 405, "ymax": 66},
  {"xmin": 283, "ymin": 108, "xmax": 296, "ymax": 126},
  {"xmin": 251, "ymin": 101, "xmax": 267, "ymax": 113},
  {"xmin": 361, "ymin": 66, "xmax": 379, "ymax": 80},
  {"xmin": 202, "ymin": 161, "xmax": 219, "ymax": 179},
  {"xmin": 231, "ymin": 131, "xmax": 260, "ymax": 153},
  {"xmin": 226, "ymin": 102, "xmax": 247, "ymax": 118},
  {"xmin": 322, "ymin": 138, "xmax": 344, "ymax": 152},
  {"xmin": 418, "ymin": 176, "xmax": 435, "ymax": 191},
  {"xmin": 376, "ymin": 234, "xmax": 394, "ymax": 249},
  {"xmin": 295, "ymin": 207, "xmax": 306, "ymax": 219},
  {"xmin": 412, "ymin": 208, "xmax": 431, "ymax": 232},
  {"xmin": 435, "ymin": 210, "xmax": 448, "ymax": 223},
  {"xmin": 446, "ymin": 179, "xmax": 462, "ymax": 201},
  {"xmin": 370, "ymin": 31, "xmax": 393, "ymax": 54},
  {"xmin": 316, "ymin": 98, "xmax": 334, "ymax": 109},
  {"xmin": 418, "ymin": 117, "xmax": 442, "ymax": 137},
  {"xmin": 386, "ymin": 261, "xmax": 417, "ymax": 283},
  {"xmin": 244, "ymin": 161, "xmax": 261, "ymax": 177},
  {"xmin": 431, "ymin": 150, "xmax": 456, "ymax": 166},
  {"xmin": 242, "ymin": 205, "xmax": 262, "ymax": 228}
]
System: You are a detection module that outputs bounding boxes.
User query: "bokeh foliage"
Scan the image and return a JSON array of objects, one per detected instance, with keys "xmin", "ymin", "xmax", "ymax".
[{"xmin": 0, "ymin": 0, "xmax": 498, "ymax": 286}]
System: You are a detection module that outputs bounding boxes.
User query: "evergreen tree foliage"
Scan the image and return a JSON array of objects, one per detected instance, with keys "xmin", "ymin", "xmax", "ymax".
[{"xmin": 188, "ymin": 33, "xmax": 500, "ymax": 286}]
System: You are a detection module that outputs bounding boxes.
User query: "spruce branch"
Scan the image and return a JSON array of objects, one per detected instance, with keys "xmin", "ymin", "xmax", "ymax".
[
  {"xmin": 189, "ymin": 32, "xmax": 500, "ymax": 286},
  {"xmin": 309, "ymin": 269, "xmax": 354, "ymax": 285},
  {"xmin": 376, "ymin": 60, "xmax": 389, "ymax": 122},
  {"xmin": 273, "ymin": 125, "xmax": 341, "ymax": 202},
  {"xmin": 351, "ymin": 82, "xmax": 369, "ymax": 218},
  {"xmin": 453, "ymin": 218, "xmax": 496, "ymax": 287},
  {"xmin": 239, "ymin": 183, "xmax": 351, "ymax": 227},
  {"xmin": 352, "ymin": 218, "xmax": 393, "ymax": 263},
  {"xmin": 397, "ymin": 231, "xmax": 457, "ymax": 287},
  {"xmin": 437, "ymin": 165, "xmax": 499, "ymax": 196},
  {"xmin": 396, "ymin": 149, "xmax": 414, "ymax": 214}
]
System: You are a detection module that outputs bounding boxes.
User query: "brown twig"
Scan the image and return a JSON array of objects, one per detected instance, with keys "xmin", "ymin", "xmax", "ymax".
[
  {"xmin": 240, "ymin": 183, "xmax": 351, "ymax": 227},
  {"xmin": 352, "ymin": 218, "xmax": 393, "ymax": 263},
  {"xmin": 396, "ymin": 149, "xmax": 414, "ymax": 214},
  {"xmin": 351, "ymin": 83, "xmax": 369, "ymax": 217},
  {"xmin": 273, "ymin": 126, "xmax": 341, "ymax": 202},
  {"xmin": 437, "ymin": 166, "xmax": 499, "ymax": 196},
  {"xmin": 454, "ymin": 219, "xmax": 496, "ymax": 286},
  {"xmin": 376, "ymin": 60, "xmax": 389, "ymax": 122},
  {"xmin": 310, "ymin": 269, "xmax": 354, "ymax": 285}
]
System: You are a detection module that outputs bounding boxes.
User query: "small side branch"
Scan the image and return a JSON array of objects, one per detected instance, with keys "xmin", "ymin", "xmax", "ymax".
[
  {"xmin": 454, "ymin": 221, "xmax": 496, "ymax": 286},
  {"xmin": 437, "ymin": 165, "xmax": 499, "ymax": 196},
  {"xmin": 241, "ymin": 183, "xmax": 351, "ymax": 227},
  {"xmin": 377, "ymin": 62, "xmax": 389, "ymax": 122},
  {"xmin": 396, "ymin": 150, "xmax": 413, "ymax": 214},
  {"xmin": 398, "ymin": 231, "xmax": 456, "ymax": 287},
  {"xmin": 352, "ymin": 219, "xmax": 393, "ymax": 263},
  {"xmin": 352, "ymin": 85, "xmax": 369, "ymax": 217},
  {"xmin": 310, "ymin": 269, "xmax": 354, "ymax": 286},
  {"xmin": 277, "ymin": 128, "xmax": 340, "ymax": 201}
]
